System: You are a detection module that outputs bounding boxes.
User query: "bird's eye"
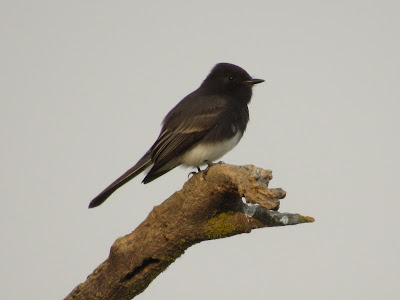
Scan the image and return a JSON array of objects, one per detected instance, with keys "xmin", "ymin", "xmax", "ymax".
[{"xmin": 228, "ymin": 76, "xmax": 234, "ymax": 80}]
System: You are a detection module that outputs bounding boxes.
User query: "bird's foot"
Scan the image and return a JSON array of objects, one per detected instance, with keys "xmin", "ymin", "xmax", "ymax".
[
  {"xmin": 188, "ymin": 162, "xmax": 224, "ymax": 179},
  {"xmin": 204, "ymin": 160, "xmax": 213, "ymax": 168},
  {"xmin": 187, "ymin": 167, "xmax": 202, "ymax": 179},
  {"xmin": 204, "ymin": 160, "xmax": 225, "ymax": 168},
  {"xmin": 202, "ymin": 160, "xmax": 225, "ymax": 176}
]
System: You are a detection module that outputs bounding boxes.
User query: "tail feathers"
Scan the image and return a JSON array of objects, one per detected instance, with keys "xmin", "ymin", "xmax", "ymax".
[
  {"xmin": 88, "ymin": 151, "xmax": 152, "ymax": 208},
  {"xmin": 142, "ymin": 161, "xmax": 180, "ymax": 184}
]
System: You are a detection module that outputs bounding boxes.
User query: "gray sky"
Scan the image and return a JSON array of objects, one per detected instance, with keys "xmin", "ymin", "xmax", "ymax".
[{"xmin": 1, "ymin": 1, "xmax": 399, "ymax": 299}]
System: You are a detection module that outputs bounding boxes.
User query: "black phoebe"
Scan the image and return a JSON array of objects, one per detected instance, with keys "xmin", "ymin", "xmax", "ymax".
[{"xmin": 89, "ymin": 63, "xmax": 264, "ymax": 208}]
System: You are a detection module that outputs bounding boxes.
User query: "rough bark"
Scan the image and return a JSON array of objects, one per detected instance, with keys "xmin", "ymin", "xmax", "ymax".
[{"xmin": 65, "ymin": 164, "xmax": 314, "ymax": 300}]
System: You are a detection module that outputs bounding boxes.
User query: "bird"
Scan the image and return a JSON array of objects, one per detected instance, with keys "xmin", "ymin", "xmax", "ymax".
[{"xmin": 89, "ymin": 63, "xmax": 264, "ymax": 208}]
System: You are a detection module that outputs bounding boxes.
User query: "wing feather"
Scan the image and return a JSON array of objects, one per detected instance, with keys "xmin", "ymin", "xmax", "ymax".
[
  {"xmin": 146, "ymin": 94, "xmax": 229, "ymax": 179},
  {"xmin": 152, "ymin": 111, "xmax": 221, "ymax": 162}
]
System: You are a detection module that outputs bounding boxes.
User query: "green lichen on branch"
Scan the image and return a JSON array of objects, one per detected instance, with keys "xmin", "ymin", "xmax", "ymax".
[{"xmin": 204, "ymin": 212, "xmax": 248, "ymax": 239}]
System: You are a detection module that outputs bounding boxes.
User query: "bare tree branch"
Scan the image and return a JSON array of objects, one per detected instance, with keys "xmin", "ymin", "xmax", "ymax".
[{"xmin": 65, "ymin": 164, "xmax": 314, "ymax": 300}]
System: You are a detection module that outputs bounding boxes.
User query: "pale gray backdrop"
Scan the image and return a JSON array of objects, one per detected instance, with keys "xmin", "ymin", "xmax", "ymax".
[{"xmin": 1, "ymin": 1, "xmax": 399, "ymax": 299}]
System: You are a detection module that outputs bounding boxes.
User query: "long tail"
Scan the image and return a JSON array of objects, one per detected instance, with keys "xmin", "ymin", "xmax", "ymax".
[{"xmin": 88, "ymin": 151, "xmax": 152, "ymax": 208}]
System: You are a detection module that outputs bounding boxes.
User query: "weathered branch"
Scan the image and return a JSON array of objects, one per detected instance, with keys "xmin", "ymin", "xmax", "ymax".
[{"xmin": 65, "ymin": 164, "xmax": 314, "ymax": 300}]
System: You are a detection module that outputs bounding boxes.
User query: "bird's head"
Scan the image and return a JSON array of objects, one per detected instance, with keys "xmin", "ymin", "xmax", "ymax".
[{"xmin": 200, "ymin": 63, "xmax": 264, "ymax": 103}]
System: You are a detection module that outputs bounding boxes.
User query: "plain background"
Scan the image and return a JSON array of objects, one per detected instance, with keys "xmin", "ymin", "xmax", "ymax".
[{"xmin": 1, "ymin": 1, "xmax": 399, "ymax": 299}]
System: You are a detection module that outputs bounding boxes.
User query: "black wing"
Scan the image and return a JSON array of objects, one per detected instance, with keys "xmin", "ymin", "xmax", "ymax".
[{"xmin": 143, "ymin": 94, "xmax": 228, "ymax": 183}]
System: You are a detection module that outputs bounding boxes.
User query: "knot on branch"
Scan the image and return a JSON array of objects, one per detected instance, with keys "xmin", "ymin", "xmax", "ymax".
[{"xmin": 200, "ymin": 163, "xmax": 285, "ymax": 210}]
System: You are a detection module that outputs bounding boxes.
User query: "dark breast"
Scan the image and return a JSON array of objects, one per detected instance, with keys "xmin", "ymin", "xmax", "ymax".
[{"xmin": 201, "ymin": 98, "xmax": 249, "ymax": 143}]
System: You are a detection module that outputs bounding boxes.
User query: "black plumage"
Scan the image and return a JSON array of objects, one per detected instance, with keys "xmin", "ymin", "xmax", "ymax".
[{"xmin": 89, "ymin": 63, "xmax": 264, "ymax": 208}]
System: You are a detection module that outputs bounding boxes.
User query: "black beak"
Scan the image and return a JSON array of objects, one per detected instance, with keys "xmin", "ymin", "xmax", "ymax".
[
  {"xmin": 251, "ymin": 78, "xmax": 265, "ymax": 84},
  {"xmin": 245, "ymin": 78, "xmax": 265, "ymax": 85}
]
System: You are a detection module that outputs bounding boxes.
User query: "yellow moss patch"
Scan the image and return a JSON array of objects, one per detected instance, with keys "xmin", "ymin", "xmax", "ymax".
[{"xmin": 204, "ymin": 212, "xmax": 245, "ymax": 239}]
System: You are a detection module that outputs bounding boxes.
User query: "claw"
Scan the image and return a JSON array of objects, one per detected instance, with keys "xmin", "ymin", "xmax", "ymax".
[
  {"xmin": 204, "ymin": 160, "xmax": 225, "ymax": 168},
  {"xmin": 189, "ymin": 161, "xmax": 225, "ymax": 179},
  {"xmin": 188, "ymin": 167, "xmax": 202, "ymax": 179},
  {"xmin": 187, "ymin": 171, "xmax": 197, "ymax": 179}
]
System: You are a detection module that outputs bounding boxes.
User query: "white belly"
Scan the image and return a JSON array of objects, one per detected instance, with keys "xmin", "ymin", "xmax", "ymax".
[{"xmin": 180, "ymin": 131, "xmax": 243, "ymax": 167}]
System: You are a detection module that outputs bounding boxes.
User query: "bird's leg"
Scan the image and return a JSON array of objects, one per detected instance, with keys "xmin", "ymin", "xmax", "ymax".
[
  {"xmin": 204, "ymin": 160, "xmax": 214, "ymax": 168},
  {"xmin": 188, "ymin": 161, "xmax": 225, "ymax": 179}
]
